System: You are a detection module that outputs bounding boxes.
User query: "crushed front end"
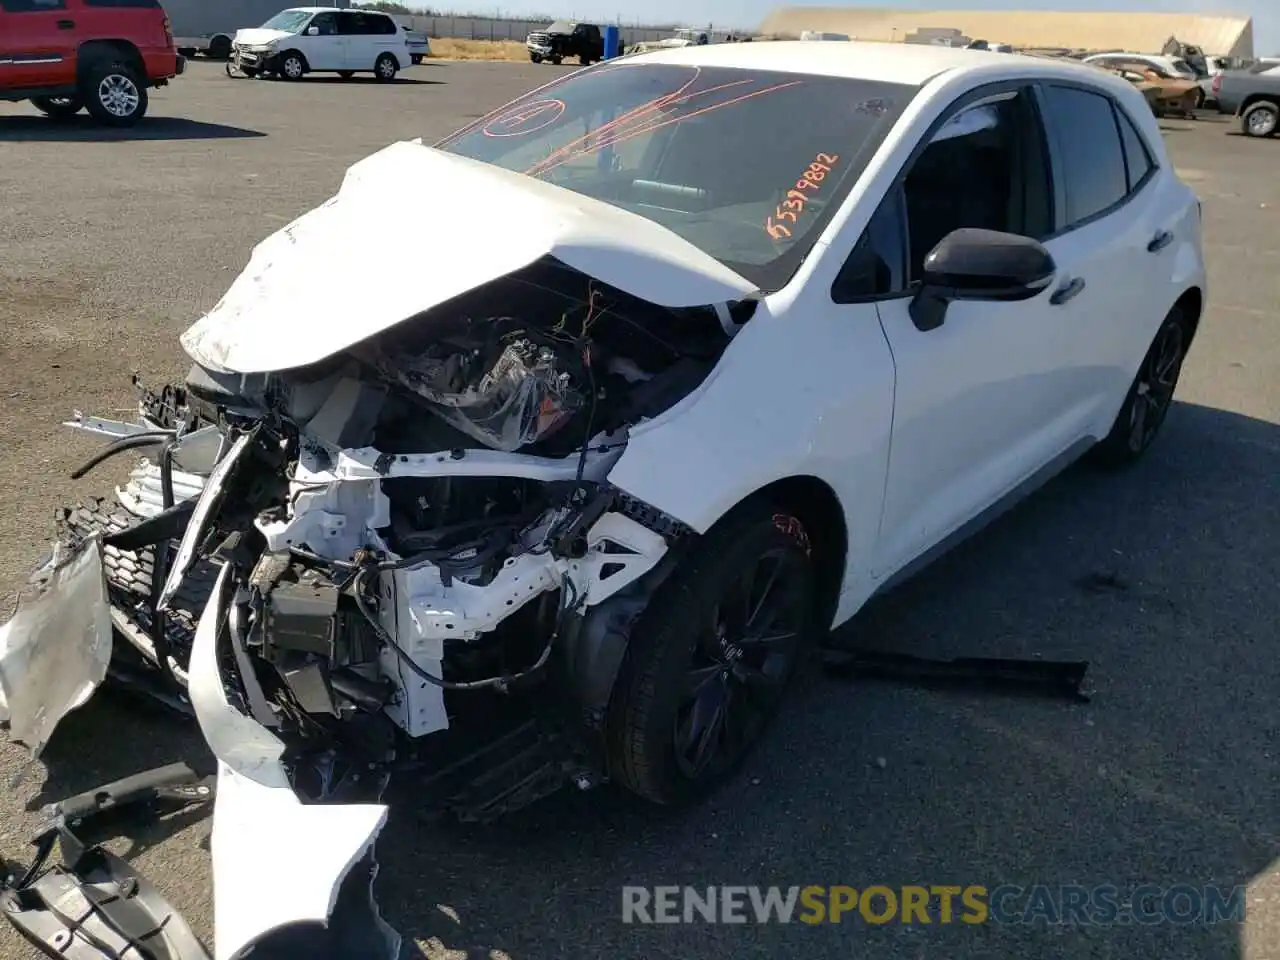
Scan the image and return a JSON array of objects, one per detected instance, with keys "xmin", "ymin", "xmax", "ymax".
[{"xmin": 1, "ymin": 244, "xmax": 740, "ymax": 957}]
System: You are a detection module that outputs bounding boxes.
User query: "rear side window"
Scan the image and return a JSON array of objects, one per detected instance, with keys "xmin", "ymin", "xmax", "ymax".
[
  {"xmin": 0, "ymin": 0, "xmax": 66, "ymax": 9},
  {"xmin": 81, "ymin": 0, "xmax": 161, "ymax": 6},
  {"xmin": 343, "ymin": 12, "xmax": 396, "ymax": 35},
  {"xmin": 1039, "ymin": 84, "xmax": 1128, "ymax": 228}
]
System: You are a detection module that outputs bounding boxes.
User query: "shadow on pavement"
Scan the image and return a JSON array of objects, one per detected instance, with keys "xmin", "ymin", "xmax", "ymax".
[
  {"xmin": 21, "ymin": 400, "xmax": 1280, "ymax": 960},
  {"xmin": 0, "ymin": 116, "xmax": 266, "ymax": 142}
]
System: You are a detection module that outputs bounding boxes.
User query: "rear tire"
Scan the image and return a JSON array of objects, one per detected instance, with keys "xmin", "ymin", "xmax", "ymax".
[
  {"xmin": 208, "ymin": 35, "xmax": 232, "ymax": 60},
  {"xmin": 374, "ymin": 53, "xmax": 398, "ymax": 82},
  {"xmin": 606, "ymin": 504, "xmax": 819, "ymax": 806},
  {"xmin": 82, "ymin": 60, "xmax": 148, "ymax": 127},
  {"xmin": 1091, "ymin": 306, "xmax": 1190, "ymax": 467},
  {"xmin": 30, "ymin": 95, "xmax": 84, "ymax": 120},
  {"xmin": 1241, "ymin": 100, "xmax": 1279, "ymax": 138}
]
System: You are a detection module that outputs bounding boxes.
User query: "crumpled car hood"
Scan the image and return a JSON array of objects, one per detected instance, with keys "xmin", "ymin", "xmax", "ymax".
[
  {"xmin": 232, "ymin": 27, "xmax": 294, "ymax": 46},
  {"xmin": 180, "ymin": 141, "xmax": 757, "ymax": 375}
]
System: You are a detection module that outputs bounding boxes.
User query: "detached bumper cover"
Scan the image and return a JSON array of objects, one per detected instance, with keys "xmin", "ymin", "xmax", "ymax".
[
  {"xmin": 1, "ymin": 543, "xmax": 398, "ymax": 960},
  {"xmin": 191, "ymin": 566, "xmax": 398, "ymax": 960}
]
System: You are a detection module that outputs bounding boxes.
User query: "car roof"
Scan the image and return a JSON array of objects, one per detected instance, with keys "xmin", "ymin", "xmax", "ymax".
[{"xmin": 632, "ymin": 39, "xmax": 1113, "ymax": 87}]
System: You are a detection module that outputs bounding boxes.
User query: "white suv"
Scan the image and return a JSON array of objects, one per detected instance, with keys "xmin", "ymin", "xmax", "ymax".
[{"xmin": 231, "ymin": 6, "xmax": 410, "ymax": 81}]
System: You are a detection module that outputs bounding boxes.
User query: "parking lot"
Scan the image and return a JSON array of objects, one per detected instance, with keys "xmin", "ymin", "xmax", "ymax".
[{"xmin": 1, "ymin": 58, "xmax": 1278, "ymax": 960}]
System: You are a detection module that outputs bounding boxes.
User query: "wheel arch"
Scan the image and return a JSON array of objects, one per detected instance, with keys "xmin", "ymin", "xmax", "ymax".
[
  {"xmin": 716, "ymin": 475, "xmax": 848, "ymax": 631},
  {"xmin": 77, "ymin": 39, "xmax": 144, "ymax": 79},
  {"xmin": 279, "ymin": 48, "xmax": 310, "ymax": 71},
  {"xmin": 1239, "ymin": 94, "xmax": 1278, "ymax": 114},
  {"xmin": 1172, "ymin": 285, "xmax": 1204, "ymax": 347},
  {"xmin": 557, "ymin": 474, "xmax": 849, "ymax": 739}
]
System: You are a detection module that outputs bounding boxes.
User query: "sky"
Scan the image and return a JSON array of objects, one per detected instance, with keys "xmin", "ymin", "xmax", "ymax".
[{"xmin": 442, "ymin": 0, "xmax": 1278, "ymax": 55}]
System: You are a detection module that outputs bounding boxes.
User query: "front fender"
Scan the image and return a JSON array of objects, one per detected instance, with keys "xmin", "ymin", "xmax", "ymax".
[{"xmin": 605, "ymin": 302, "xmax": 895, "ymax": 609}]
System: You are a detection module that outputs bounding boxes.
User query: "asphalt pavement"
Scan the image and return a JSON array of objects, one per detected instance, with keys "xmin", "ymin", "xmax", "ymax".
[{"xmin": 1, "ymin": 61, "xmax": 1277, "ymax": 960}]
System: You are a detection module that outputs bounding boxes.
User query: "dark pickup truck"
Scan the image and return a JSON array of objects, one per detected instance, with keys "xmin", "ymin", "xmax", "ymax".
[
  {"xmin": 525, "ymin": 21, "xmax": 604, "ymax": 65},
  {"xmin": 1213, "ymin": 66, "xmax": 1280, "ymax": 137}
]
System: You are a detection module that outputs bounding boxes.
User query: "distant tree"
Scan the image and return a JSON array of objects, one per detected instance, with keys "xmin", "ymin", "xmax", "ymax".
[{"xmin": 356, "ymin": 2, "xmax": 415, "ymax": 13}]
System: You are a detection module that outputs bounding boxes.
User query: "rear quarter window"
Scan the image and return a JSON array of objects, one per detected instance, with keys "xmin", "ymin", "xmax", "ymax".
[{"xmin": 1115, "ymin": 106, "xmax": 1156, "ymax": 191}]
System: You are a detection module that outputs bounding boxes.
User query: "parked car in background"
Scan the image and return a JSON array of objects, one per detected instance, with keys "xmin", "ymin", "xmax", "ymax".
[
  {"xmin": 230, "ymin": 7, "xmax": 411, "ymax": 82},
  {"xmin": 525, "ymin": 21, "xmax": 604, "ymax": 64},
  {"xmin": 402, "ymin": 24, "xmax": 430, "ymax": 65},
  {"xmin": 1213, "ymin": 68, "xmax": 1280, "ymax": 137},
  {"xmin": 0, "ymin": 0, "xmax": 184, "ymax": 126},
  {"xmin": 1083, "ymin": 52, "xmax": 1204, "ymax": 107}
]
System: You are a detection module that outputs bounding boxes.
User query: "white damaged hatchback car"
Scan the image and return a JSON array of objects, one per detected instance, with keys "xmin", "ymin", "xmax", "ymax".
[{"xmin": 0, "ymin": 41, "xmax": 1204, "ymax": 960}]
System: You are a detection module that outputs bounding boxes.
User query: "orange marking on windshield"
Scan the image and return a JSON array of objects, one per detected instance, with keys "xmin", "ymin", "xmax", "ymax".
[
  {"xmin": 765, "ymin": 152, "xmax": 841, "ymax": 241},
  {"xmin": 524, "ymin": 71, "xmax": 756, "ymax": 176},
  {"xmin": 529, "ymin": 80, "xmax": 805, "ymax": 178},
  {"xmin": 483, "ymin": 98, "xmax": 567, "ymax": 137},
  {"xmin": 527, "ymin": 79, "xmax": 776, "ymax": 176}
]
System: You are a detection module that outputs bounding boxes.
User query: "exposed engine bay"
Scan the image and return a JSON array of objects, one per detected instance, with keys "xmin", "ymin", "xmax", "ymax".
[
  {"xmin": 122, "ymin": 258, "xmax": 731, "ymax": 741},
  {"xmin": 0, "ymin": 251, "xmax": 749, "ymax": 959}
]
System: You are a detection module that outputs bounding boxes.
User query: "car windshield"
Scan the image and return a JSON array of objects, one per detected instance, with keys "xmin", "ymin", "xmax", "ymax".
[
  {"xmin": 260, "ymin": 10, "xmax": 313, "ymax": 32},
  {"xmin": 1170, "ymin": 58, "xmax": 1196, "ymax": 76},
  {"xmin": 436, "ymin": 62, "xmax": 917, "ymax": 292},
  {"xmin": 545, "ymin": 21, "xmax": 574, "ymax": 33}
]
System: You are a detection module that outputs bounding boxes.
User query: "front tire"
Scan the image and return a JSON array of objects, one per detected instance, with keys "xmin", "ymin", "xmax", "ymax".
[
  {"xmin": 279, "ymin": 51, "xmax": 306, "ymax": 81},
  {"xmin": 30, "ymin": 95, "xmax": 84, "ymax": 120},
  {"xmin": 530, "ymin": 53, "xmax": 542, "ymax": 63},
  {"xmin": 1241, "ymin": 100, "xmax": 1279, "ymax": 138},
  {"xmin": 374, "ymin": 53, "xmax": 398, "ymax": 82},
  {"xmin": 606, "ymin": 504, "xmax": 819, "ymax": 806},
  {"xmin": 83, "ymin": 61, "xmax": 148, "ymax": 126},
  {"xmin": 1092, "ymin": 306, "xmax": 1190, "ymax": 466}
]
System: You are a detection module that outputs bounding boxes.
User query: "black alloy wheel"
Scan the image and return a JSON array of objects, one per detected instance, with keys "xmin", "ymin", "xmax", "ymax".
[
  {"xmin": 1093, "ymin": 307, "xmax": 1189, "ymax": 465},
  {"xmin": 607, "ymin": 504, "xmax": 818, "ymax": 805},
  {"xmin": 672, "ymin": 546, "xmax": 811, "ymax": 781}
]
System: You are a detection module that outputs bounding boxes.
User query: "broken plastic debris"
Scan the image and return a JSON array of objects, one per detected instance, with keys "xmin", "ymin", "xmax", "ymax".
[{"xmin": 0, "ymin": 536, "xmax": 113, "ymax": 758}]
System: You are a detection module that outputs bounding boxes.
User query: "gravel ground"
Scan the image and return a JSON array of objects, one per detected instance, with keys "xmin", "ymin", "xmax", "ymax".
[{"xmin": 1, "ymin": 62, "xmax": 1278, "ymax": 960}]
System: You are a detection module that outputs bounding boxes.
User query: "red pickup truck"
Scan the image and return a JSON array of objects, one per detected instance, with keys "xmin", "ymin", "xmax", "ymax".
[{"xmin": 0, "ymin": 0, "xmax": 184, "ymax": 127}]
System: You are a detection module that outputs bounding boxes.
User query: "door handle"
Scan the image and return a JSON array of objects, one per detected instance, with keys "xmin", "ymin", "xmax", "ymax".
[
  {"xmin": 1050, "ymin": 277, "xmax": 1086, "ymax": 306},
  {"xmin": 56, "ymin": 18, "xmax": 75, "ymax": 29},
  {"xmin": 1147, "ymin": 229, "xmax": 1174, "ymax": 253}
]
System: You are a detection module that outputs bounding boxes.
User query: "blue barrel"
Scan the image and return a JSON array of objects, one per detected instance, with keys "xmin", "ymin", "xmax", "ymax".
[{"xmin": 603, "ymin": 25, "xmax": 621, "ymax": 59}]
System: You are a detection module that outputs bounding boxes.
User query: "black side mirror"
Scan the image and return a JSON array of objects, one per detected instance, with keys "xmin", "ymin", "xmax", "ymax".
[{"xmin": 909, "ymin": 228, "xmax": 1057, "ymax": 332}]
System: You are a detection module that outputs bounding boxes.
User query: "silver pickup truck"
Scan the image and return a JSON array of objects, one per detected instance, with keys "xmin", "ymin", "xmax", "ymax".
[{"xmin": 1213, "ymin": 65, "xmax": 1280, "ymax": 137}]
